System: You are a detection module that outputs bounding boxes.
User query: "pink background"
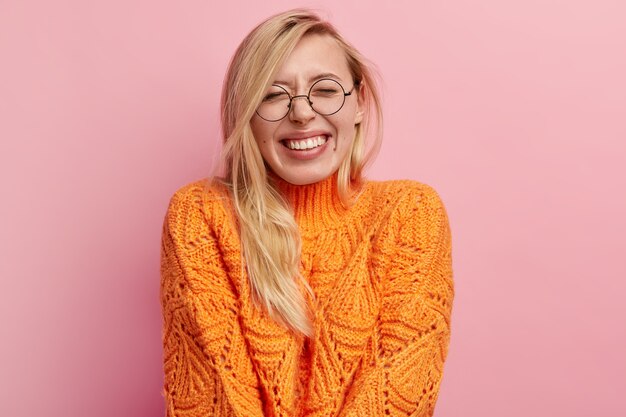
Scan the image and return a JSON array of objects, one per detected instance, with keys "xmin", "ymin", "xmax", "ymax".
[{"xmin": 1, "ymin": 1, "xmax": 625, "ymax": 416}]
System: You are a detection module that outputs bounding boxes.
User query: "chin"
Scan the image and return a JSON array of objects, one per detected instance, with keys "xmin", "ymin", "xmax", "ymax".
[{"xmin": 278, "ymin": 170, "xmax": 333, "ymax": 186}]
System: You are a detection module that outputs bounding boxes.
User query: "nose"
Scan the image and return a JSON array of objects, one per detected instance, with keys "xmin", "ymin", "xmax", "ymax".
[{"xmin": 288, "ymin": 94, "xmax": 316, "ymax": 124}]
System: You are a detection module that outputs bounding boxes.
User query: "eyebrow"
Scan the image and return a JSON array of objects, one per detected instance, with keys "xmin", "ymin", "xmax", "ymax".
[{"xmin": 273, "ymin": 72, "xmax": 344, "ymax": 87}]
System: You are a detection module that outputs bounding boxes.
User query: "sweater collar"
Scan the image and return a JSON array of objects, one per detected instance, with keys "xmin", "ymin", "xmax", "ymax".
[{"xmin": 270, "ymin": 171, "xmax": 352, "ymax": 234}]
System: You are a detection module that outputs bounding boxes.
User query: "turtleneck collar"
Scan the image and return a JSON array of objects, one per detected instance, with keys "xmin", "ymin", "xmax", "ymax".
[{"xmin": 270, "ymin": 171, "xmax": 352, "ymax": 234}]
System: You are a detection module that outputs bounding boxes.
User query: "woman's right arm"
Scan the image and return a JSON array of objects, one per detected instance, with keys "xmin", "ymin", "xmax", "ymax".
[
  {"xmin": 160, "ymin": 214, "xmax": 225, "ymax": 416},
  {"xmin": 159, "ymin": 184, "xmax": 264, "ymax": 417}
]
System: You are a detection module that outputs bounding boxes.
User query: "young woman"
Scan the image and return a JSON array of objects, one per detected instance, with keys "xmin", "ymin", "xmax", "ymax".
[{"xmin": 160, "ymin": 9, "xmax": 454, "ymax": 417}]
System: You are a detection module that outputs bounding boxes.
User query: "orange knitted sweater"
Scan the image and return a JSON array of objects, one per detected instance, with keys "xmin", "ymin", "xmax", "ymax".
[{"xmin": 159, "ymin": 173, "xmax": 454, "ymax": 417}]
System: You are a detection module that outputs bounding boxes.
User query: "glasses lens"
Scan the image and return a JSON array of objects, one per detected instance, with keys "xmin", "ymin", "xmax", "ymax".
[
  {"xmin": 257, "ymin": 85, "xmax": 291, "ymax": 121},
  {"xmin": 309, "ymin": 79, "xmax": 346, "ymax": 116}
]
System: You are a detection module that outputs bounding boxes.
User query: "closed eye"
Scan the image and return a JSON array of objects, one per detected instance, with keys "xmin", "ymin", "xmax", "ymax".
[
  {"xmin": 311, "ymin": 88, "xmax": 340, "ymax": 96},
  {"xmin": 263, "ymin": 92, "xmax": 289, "ymax": 102}
]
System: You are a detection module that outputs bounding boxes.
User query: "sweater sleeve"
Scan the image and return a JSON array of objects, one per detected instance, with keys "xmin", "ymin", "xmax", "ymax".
[
  {"xmin": 159, "ymin": 184, "xmax": 261, "ymax": 417},
  {"xmin": 338, "ymin": 184, "xmax": 454, "ymax": 417},
  {"xmin": 159, "ymin": 190, "xmax": 224, "ymax": 416}
]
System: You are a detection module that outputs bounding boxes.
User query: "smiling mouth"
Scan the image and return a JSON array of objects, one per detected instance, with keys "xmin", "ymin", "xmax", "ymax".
[{"xmin": 281, "ymin": 135, "xmax": 328, "ymax": 150}]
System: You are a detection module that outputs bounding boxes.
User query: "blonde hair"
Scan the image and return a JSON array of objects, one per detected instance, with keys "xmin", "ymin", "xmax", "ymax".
[{"xmin": 219, "ymin": 9, "xmax": 383, "ymax": 337}]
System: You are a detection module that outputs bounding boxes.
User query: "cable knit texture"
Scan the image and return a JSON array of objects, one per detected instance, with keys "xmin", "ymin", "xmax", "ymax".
[{"xmin": 160, "ymin": 172, "xmax": 454, "ymax": 417}]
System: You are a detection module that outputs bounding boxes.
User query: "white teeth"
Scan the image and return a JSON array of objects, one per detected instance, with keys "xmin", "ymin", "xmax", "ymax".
[{"xmin": 285, "ymin": 135, "xmax": 327, "ymax": 150}]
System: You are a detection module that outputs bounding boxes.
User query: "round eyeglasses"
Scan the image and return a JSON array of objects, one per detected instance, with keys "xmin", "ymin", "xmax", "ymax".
[{"xmin": 256, "ymin": 78, "xmax": 356, "ymax": 122}]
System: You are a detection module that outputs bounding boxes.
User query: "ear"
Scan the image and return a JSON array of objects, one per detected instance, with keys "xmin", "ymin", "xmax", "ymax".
[{"xmin": 354, "ymin": 81, "xmax": 366, "ymax": 125}]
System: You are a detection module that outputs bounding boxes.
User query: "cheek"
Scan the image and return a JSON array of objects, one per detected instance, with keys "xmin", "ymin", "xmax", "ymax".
[
  {"xmin": 256, "ymin": 137, "xmax": 274, "ymax": 164},
  {"xmin": 335, "ymin": 115, "xmax": 358, "ymax": 143},
  {"xmin": 250, "ymin": 119, "xmax": 264, "ymax": 140},
  {"xmin": 250, "ymin": 120, "xmax": 274, "ymax": 150},
  {"xmin": 337, "ymin": 105, "xmax": 359, "ymax": 132}
]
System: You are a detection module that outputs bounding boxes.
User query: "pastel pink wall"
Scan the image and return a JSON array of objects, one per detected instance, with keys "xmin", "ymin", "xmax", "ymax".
[{"xmin": 1, "ymin": 1, "xmax": 624, "ymax": 416}]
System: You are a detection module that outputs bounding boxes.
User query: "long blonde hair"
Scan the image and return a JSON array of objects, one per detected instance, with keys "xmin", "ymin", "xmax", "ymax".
[{"xmin": 219, "ymin": 9, "xmax": 383, "ymax": 337}]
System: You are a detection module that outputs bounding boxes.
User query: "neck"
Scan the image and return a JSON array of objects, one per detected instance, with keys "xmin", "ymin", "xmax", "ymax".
[{"xmin": 270, "ymin": 171, "xmax": 350, "ymax": 233}]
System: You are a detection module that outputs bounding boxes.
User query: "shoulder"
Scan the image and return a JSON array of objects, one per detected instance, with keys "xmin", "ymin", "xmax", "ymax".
[
  {"xmin": 364, "ymin": 179, "xmax": 448, "ymax": 217},
  {"xmin": 166, "ymin": 177, "xmax": 229, "ymax": 211},
  {"xmin": 363, "ymin": 179, "xmax": 451, "ymax": 251},
  {"xmin": 164, "ymin": 178, "xmax": 234, "ymax": 239}
]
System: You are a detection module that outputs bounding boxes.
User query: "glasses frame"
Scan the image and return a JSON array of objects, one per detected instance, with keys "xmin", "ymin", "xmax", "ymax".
[{"xmin": 255, "ymin": 78, "xmax": 357, "ymax": 122}]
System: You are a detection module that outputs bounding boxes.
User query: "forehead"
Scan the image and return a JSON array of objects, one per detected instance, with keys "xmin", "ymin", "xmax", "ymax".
[{"xmin": 273, "ymin": 33, "xmax": 351, "ymax": 83}]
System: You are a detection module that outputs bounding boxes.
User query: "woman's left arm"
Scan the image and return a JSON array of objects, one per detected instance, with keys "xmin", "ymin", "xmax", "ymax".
[{"xmin": 338, "ymin": 185, "xmax": 454, "ymax": 417}]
